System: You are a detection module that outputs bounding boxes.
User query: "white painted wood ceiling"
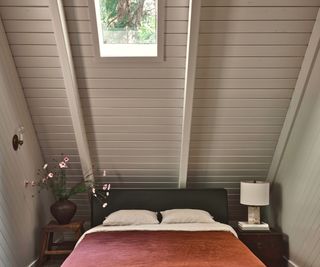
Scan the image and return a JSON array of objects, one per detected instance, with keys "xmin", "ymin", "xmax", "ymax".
[{"xmin": 0, "ymin": 0, "xmax": 319, "ymax": 221}]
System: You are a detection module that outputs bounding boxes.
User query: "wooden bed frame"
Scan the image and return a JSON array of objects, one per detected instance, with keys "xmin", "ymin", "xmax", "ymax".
[{"xmin": 91, "ymin": 188, "xmax": 229, "ymax": 227}]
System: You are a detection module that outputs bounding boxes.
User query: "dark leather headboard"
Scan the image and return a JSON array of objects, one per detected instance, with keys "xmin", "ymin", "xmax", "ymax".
[{"xmin": 91, "ymin": 189, "xmax": 229, "ymax": 227}]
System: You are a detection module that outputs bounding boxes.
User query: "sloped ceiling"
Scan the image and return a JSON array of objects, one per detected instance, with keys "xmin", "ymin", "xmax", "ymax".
[
  {"xmin": 187, "ymin": 0, "xmax": 320, "ymax": 219},
  {"xmin": 0, "ymin": 0, "xmax": 319, "ymax": 221}
]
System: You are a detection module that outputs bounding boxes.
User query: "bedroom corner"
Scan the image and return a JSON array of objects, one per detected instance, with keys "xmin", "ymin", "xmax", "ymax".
[{"xmin": 0, "ymin": 17, "xmax": 52, "ymax": 267}]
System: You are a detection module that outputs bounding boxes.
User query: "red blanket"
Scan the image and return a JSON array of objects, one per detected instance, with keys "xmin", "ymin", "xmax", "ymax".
[{"xmin": 62, "ymin": 231, "xmax": 265, "ymax": 267}]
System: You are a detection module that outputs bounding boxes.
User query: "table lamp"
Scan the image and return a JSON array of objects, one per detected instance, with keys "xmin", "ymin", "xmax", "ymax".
[{"xmin": 240, "ymin": 181, "xmax": 270, "ymax": 224}]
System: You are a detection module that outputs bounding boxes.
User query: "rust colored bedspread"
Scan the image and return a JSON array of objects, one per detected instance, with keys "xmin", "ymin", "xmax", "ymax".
[{"xmin": 62, "ymin": 231, "xmax": 265, "ymax": 267}]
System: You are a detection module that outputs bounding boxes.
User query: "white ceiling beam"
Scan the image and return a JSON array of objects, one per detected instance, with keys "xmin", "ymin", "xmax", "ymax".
[
  {"xmin": 178, "ymin": 0, "xmax": 201, "ymax": 188},
  {"xmin": 268, "ymin": 9, "xmax": 320, "ymax": 184},
  {"xmin": 49, "ymin": 0, "xmax": 94, "ymax": 182}
]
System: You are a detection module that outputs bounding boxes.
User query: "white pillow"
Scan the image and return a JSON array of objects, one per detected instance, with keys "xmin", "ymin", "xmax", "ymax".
[
  {"xmin": 103, "ymin": 210, "xmax": 159, "ymax": 226},
  {"xmin": 160, "ymin": 209, "xmax": 214, "ymax": 224}
]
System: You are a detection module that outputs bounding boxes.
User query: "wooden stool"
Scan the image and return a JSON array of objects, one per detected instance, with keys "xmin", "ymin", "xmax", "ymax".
[{"xmin": 38, "ymin": 220, "xmax": 85, "ymax": 267}]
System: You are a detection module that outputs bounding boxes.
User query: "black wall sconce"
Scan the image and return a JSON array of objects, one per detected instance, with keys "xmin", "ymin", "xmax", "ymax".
[{"xmin": 12, "ymin": 126, "xmax": 24, "ymax": 151}]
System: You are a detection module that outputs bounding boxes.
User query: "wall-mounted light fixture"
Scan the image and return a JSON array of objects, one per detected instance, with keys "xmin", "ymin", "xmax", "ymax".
[{"xmin": 12, "ymin": 126, "xmax": 24, "ymax": 151}]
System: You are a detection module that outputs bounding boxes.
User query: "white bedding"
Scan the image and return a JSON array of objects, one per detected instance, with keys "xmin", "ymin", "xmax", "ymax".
[{"xmin": 76, "ymin": 222, "xmax": 237, "ymax": 247}]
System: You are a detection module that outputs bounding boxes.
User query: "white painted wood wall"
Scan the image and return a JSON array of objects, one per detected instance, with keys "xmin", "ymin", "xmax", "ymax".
[
  {"xmin": 0, "ymin": 16, "xmax": 52, "ymax": 267},
  {"xmin": 188, "ymin": 0, "xmax": 320, "ymax": 219},
  {"xmin": 269, "ymin": 23, "xmax": 320, "ymax": 266},
  {"xmin": 65, "ymin": 0, "xmax": 187, "ymax": 185},
  {"xmin": 0, "ymin": 0, "xmax": 319, "ymax": 221},
  {"xmin": 0, "ymin": 0, "xmax": 88, "ymax": 217}
]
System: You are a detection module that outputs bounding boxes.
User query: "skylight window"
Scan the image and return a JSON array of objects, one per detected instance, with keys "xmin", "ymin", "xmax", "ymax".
[{"xmin": 94, "ymin": 0, "xmax": 158, "ymax": 57}]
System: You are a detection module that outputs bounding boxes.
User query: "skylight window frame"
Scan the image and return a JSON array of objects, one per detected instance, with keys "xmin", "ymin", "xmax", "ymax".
[{"xmin": 89, "ymin": 0, "xmax": 165, "ymax": 62}]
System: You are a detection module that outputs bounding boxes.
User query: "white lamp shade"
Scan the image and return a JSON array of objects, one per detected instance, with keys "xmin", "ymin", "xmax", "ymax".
[{"xmin": 240, "ymin": 181, "xmax": 270, "ymax": 206}]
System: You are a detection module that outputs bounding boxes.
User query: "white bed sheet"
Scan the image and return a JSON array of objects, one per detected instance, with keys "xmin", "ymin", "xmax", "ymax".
[{"xmin": 76, "ymin": 222, "xmax": 237, "ymax": 247}]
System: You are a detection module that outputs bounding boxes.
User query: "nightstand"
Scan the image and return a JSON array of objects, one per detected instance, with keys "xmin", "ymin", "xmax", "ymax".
[
  {"xmin": 38, "ymin": 220, "xmax": 85, "ymax": 267},
  {"xmin": 233, "ymin": 225, "xmax": 285, "ymax": 267}
]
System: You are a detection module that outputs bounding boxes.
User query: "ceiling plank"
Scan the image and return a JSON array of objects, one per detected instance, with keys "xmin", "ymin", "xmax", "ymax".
[
  {"xmin": 49, "ymin": 0, "xmax": 94, "ymax": 182},
  {"xmin": 178, "ymin": 0, "xmax": 201, "ymax": 188},
  {"xmin": 268, "ymin": 9, "xmax": 320, "ymax": 184}
]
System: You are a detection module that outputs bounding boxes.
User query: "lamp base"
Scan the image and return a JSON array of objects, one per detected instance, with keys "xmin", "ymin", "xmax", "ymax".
[
  {"xmin": 248, "ymin": 206, "xmax": 260, "ymax": 224},
  {"xmin": 238, "ymin": 221, "xmax": 269, "ymax": 231}
]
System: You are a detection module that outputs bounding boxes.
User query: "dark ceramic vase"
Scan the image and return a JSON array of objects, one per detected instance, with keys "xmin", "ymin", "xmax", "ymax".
[{"xmin": 50, "ymin": 199, "xmax": 77, "ymax": 225}]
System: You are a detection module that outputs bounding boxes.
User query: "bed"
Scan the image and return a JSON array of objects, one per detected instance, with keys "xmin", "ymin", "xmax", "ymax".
[{"xmin": 62, "ymin": 189, "xmax": 265, "ymax": 267}]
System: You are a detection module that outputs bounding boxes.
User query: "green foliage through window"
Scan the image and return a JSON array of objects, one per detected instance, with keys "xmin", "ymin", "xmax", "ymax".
[{"xmin": 99, "ymin": 0, "xmax": 157, "ymax": 44}]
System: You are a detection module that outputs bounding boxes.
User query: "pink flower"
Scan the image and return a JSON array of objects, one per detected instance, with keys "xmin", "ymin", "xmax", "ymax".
[
  {"xmin": 31, "ymin": 181, "xmax": 36, "ymax": 186},
  {"xmin": 59, "ymin": 161, "xmax": 67, "ymax": 168},
  {"xmin": 63, "ymin": 156, "xmax": 69, "ymax": 162},
  {"xmin": 43, "ymin": 163, "xmax": 48, "ymax": 170},
  {"xmin": 102, "ymin": 203, "xmax": 108, "ymax": 208},
  {"xmin": 102, "ymin": 184, "xmax": 108, "ymax": 190},
  {"xmin": 47, "ymin": 172, "xmax": 54, "ymax": 178}
]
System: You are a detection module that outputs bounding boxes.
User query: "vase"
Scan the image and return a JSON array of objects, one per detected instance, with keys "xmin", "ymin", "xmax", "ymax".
[{"xmin": 50, "ymin": 199, "xmax": 77, "ymax": 225}]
